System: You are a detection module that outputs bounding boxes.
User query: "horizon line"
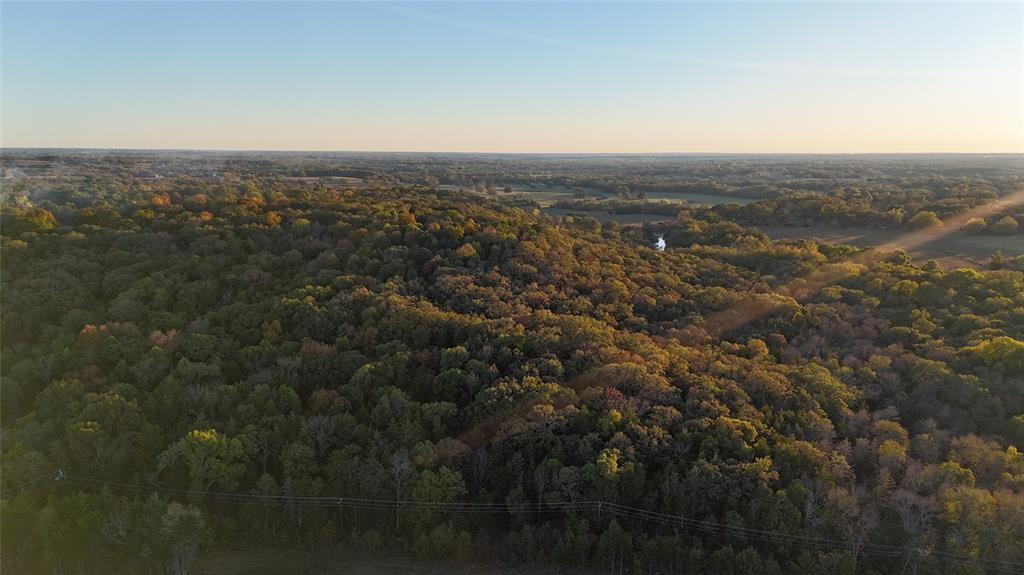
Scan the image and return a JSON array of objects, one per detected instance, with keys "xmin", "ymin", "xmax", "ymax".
[{"xmin": 3, "ymin": 146, "xmax": 1023, "ymax": 157}]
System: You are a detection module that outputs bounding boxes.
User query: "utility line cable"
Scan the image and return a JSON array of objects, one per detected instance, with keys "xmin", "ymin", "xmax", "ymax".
[{"xmin": 24, "ymin": 473, "xmax": 1019, "ymax": 573}]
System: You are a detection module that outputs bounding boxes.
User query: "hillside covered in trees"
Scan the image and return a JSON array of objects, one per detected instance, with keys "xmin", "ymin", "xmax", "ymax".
[{"xmin": 2, "ymin": 155, "xmax": 1024, "ymax": 574}]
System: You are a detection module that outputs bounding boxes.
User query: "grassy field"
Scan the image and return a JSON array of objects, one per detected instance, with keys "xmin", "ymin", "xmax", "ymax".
[
  {"xmin": 440, "ymin": 183, "xmax": 756, "ymax": 209},
  {"xmin": 757, "ymin": 225, "xmax": 1024, "ymax": 269},
  {"xmin": 541, "ymin": 207, "xmax": 675, "ymax": 224},
  {"xmin": 439, "ymin": 182, "xmax": 756, "ymax": 226},
  {"xmin": 284, "ymin": 176, "xmax": 366, "ymax": 185},
  {"xmin": 438, "ymin": 183, "xmax": 608, "ymax": 206},
  {"xmin": 640, "ymin": 190, "xmax": 757, "ymax": 205}
]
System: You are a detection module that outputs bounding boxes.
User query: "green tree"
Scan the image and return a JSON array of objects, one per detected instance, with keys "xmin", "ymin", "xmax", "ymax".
[
  {"xmin": 963, "ymin": 217, "xmax": 987, "ymax": 234},
  {"xmin": 595, "ymin": 520, "xmax": 632, "ymax": 574},
  {"xmin": 991, "ymin": 215, "xmax": 1019, "ymax": 235},
  {"xmin": 9, "ymin": 207, "xmax": 58, "ymax": 235},
  {"xmin": 163, "ymin": 429, "xmax": 246, "ymax": 492},
  {"xmin": 909, "ymin": 210, "xmax": 942, "ymax": 229}
]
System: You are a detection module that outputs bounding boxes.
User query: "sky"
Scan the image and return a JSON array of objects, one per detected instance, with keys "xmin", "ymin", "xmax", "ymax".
[{"xmin": 1, "ymin": 1, "xmax": 1021, "ymax": 153}]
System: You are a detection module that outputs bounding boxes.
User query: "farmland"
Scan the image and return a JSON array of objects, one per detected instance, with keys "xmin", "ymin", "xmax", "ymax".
[{"xmin": 756, "ymin": 225, "xmax": 1024, "ymax": 269}]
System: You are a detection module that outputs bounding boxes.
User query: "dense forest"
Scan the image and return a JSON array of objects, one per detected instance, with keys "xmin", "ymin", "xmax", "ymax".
[{"xmin": 2, "ymin": 153, "xmax": 1023, "ymax": 574}]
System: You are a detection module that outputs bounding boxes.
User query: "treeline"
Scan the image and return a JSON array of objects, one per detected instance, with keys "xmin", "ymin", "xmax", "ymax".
[
  {"xmin": 542, "ymin": 188, "xmax": 1021, "ymax": 237},
  {"xmin": 1, "ymin": 173, "xmax": 1023, "ymax": 574},
  {"xmin": 550, "ymin": 198, "xmax": 685, "ymax": 218},
  {"xmin": 711, "ymin": 191, "xmax": 1023, "ymax": 233}
]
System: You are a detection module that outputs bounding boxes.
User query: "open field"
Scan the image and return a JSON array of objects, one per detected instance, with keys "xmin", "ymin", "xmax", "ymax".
[
  {"xmin": 440, "ymin": 183, "xmax": 759, "ymax": 226},
  {"xmin": 440, "ymin": 183, "xmax": 756, "ymax": 209},
  {"xmin": 639, "ymin": 190, "xmax": 758, "ymax": 205},
  {"xmin": 757, "ymin": 225, "xmax": 1024, "ymax": 268},
  {"xmin": 541, "ymin": 207, "xmax": 675, "ymax": 224},
  {"xmin": 284, "ymin": 176, "xmax": 366, "ymax": 185},
  {"xmin": 438, "ymin": 183, "xmax": 607, "ymax": 206}
]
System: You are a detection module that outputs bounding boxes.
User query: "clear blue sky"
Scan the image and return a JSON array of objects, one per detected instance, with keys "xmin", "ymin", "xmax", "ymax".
[{"xmin": 2, "ymin": 1, "xmax": 1021, "ymax": 152}]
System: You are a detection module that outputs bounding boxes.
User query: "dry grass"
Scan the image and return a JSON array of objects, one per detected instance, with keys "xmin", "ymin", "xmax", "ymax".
[{"xmin": 757, "ymin": 225, "xmax": 1024, "ymax": 269}]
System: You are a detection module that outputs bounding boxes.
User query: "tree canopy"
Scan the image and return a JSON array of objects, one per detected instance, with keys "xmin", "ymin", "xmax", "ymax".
[{"xmin": 2, "ymin": 153, "xmax": 1023, "ymax": 575}]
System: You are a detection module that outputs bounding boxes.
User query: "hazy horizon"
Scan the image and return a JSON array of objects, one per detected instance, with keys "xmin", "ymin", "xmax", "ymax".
[
  {"xmin": 3, "ymin": 1, "xmax": 1022, "ymax": 153},
  {"xmin": 4, "ymin": 146, "xmax": 1024, "ymax": 157}
]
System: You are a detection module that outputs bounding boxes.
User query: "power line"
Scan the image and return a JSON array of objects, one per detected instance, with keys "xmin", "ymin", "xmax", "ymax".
[
  {"xmin": 26, "ymin": 472, "xmax": 1019, "ymax": 573},
  {"xmin": 3, "ymin": 468, "xmax": 63, "ymax": 495}
]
